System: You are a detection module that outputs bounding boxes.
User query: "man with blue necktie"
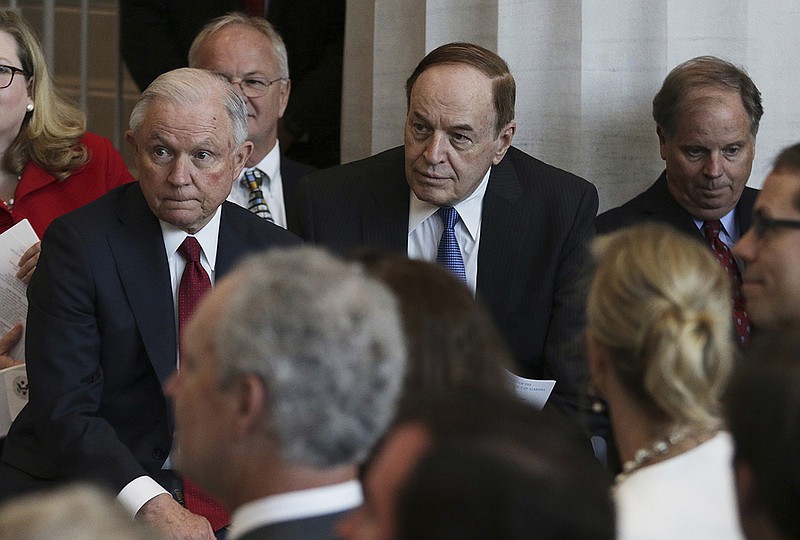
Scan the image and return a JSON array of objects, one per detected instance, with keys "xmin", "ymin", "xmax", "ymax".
[{"xmin": 295, "ymin": 42, "xmax": 600, "ymax": 433}]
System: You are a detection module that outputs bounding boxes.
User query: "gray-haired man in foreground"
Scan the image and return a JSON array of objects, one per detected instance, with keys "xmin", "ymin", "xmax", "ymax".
[{"xmin": 166, "ymin": 247, "xmax": 407, "ymax": 540}]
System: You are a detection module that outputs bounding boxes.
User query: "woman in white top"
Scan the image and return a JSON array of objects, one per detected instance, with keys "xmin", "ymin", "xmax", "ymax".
[{"xmin": 586, "ymin": 223, "xmax": 744, "ymax": 540}]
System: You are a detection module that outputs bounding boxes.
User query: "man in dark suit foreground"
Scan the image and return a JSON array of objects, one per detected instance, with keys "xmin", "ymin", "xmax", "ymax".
[
  {"xmin": 189, "ymin": 12, "xmax": 315, "ymax": 234},
  {"xmin": 166, "ymin": 247, "xmax": 407, "ymax": 540},
  {"xmin": 0, "ymin": 68, "xmax": 300, "ymax": 539},
  {"xmin": 596, "ymin": 56, "xmax": 763, "ymax": 348},
  {"xmin": 296, "ymin": 42, "xmax": 600, "ymax": 430}
]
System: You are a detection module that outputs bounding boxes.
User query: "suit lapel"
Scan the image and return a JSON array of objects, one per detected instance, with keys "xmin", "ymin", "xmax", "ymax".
[
  {"xmin": 107, "ymin": 184, "xmax": 176, "ymax": 386},
  {"xmin": 640, "ymin": 172, "xmax": 704, "ymax": 239},
  {"xmin": 362, "ymin": 159, "xmax": 409, "ymax": 252},
  {"xmin": 476, "ymin": 154, "xmax": 525, "ymax": 307},
  {"xmin": 217, "ymin": 203, "xmax": 257, "ymax": 278}
]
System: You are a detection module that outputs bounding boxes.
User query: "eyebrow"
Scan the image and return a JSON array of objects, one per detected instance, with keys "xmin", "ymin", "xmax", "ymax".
[{"xmin": 411, "ymin": 111, "xmax": 475, "ymax": 132}]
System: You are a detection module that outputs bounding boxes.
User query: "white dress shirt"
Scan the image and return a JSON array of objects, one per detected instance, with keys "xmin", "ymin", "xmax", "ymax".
[
  {"xmin": 407, "ymin": 168, "xmax": 490, "ymax": 295},
  {"xmin": 228, "ymin": 480, "xmax": 363, "ymax": 540},
  {"xmin": 116, "ymin": 207, "xmax": 222, "ymax": 517},
  {"xmin": 228, "ymin": 142, "xmax": 288, "ymax": 229}
]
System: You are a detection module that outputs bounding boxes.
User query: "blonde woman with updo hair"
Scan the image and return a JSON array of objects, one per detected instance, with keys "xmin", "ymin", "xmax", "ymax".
[{"xmin": 586, "ymin": 223, "xmax": 743, "ymax": 540}]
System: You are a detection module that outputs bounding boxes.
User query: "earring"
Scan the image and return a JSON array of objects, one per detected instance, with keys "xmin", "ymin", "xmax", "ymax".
[
  {"xmin": 26, "ymin": 103, "xmax": 34, "ymax": 112},
  {"xmin": 587, "ymin": 380, "xmax": 606, "ymax": 414}
]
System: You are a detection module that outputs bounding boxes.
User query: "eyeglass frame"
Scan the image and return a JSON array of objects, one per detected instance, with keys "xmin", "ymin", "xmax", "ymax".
[
  {"xmin": 0, "ymin": 64, "xmax": 30, "ymax": 89},
  {"xmin": 226, "ymin": 75, "xmax": 286, "ymax": 99},
  {"xmin": 750, "ymin": 213, "xmax": 800, "ymax": 239}
]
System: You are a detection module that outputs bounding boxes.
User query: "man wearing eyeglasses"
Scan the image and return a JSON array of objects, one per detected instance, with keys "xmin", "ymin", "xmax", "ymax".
[
  {"xmin": 733, "ymin": 143, "xmax": 800, "ymax": 333},
  {"xmin": 596, "ymin": 56, "xmax": 763, "ymax": 348},
  {"xmin": 188, "ymin": 13, "xmax": 314, "ymax": 234}
]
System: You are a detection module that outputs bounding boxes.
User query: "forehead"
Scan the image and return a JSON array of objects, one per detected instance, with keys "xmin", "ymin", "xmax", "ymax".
[
  {"xmin": 197, "ymin": 25, "xmax": 279, "ymax": 73},
  {"xmin": 140, "ymin": 97, "xmax": 231, "ymax": 145},
  {"xmin": 0, "ymin": 30, "xmax": 21, "ymax": 62},
  {"xmin": 674, "ymin": 88, "xmax": 750, "ymax": 133},
  {"xmin": 409, "ymin": 64, "xmax": 495, "ymax": 122},
  {"xmin": 756, "ymin": 171, "xmax": 800, "ymax": 216}
]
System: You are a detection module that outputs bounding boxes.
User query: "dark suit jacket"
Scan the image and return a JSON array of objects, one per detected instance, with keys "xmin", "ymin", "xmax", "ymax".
[
  {"xmin": 281, "ymin": 155, "xmax": 316, "ymax": 235},
  {"xmin": 0, "ymin": 182, "xmax": 300, "ymax": 494},
  {"xmin": 295, "ymin": 146, "xmax": 599, "ymax": 422},
  {"xmin": 595, "ymin": 170, "xmax": 758, "ymax": 239},
  {"xmin": 237, "ymin": 510, "xmax": 348, "ymax": 540}
]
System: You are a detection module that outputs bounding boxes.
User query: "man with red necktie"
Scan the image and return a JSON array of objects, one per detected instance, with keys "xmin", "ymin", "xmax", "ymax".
[
  {"xmin": 0, "ymin": 68, "xmax": 299, "ymax": 539},
  {"xmin": 596, "ymin": 56, "xmax": 763, "ymax": 349}
]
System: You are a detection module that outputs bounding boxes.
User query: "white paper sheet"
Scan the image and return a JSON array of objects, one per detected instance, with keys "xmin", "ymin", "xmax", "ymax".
[
  {"xmin": 505, "ymin": 370, "xmax": 556, "ymax": 411},
  {"xmin": 0, "ymin": 363, "xmax": 27, "ymax": 436},
  {"xmin": 0, "ymin": 219, "xmax": 39, "ymax": 361}
]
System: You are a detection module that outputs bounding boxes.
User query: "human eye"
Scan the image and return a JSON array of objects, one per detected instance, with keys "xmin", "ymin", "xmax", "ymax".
[
  {"xmin": 451, "ymin": 132, "xmax": 473, "ymax": 145},
  {"xmin": 412, "ymin": 122, "xmax": 430, "ymax": 135},
  {"xmin": 243, "ymin": 78, "xmax": 267, "ymax": 91},
  {"xmin": 684, "ymin": 147, "xmax": 705, "ymax": 159},
  {"xmin": 723, "ymin": 145, "xmax": 741, "ymax": 157},
  {"xmin": 0, "ymin": 65, "xmax": 11, "ymax": 74},
  {"xmin": 151, "ymin": 146, "xmax": 172, "ymax": 160}
]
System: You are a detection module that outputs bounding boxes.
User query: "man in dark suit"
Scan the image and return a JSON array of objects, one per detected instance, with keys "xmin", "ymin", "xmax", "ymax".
[
  {"xmin": 596, "ymin": 56, "xmax": 763, "ymax": 347},
  {"xmin": 0, "ymin": 68, "xmax": 299, "ymax": 539},
  {"xmin": 189, "ymin": 13, "xmax": 315, "ymax": 234},
  {"xmin": 166, "ymin": 248, "xmax": 406, "ymax": 540},
  {"xmin": 296, "ymin": 43, "xmax": 600, "ymax": 430}
]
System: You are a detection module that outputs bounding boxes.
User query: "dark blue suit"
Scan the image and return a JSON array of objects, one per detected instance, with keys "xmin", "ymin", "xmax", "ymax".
[
  {"xmin": 0, "ymin": 182, "xmax": 299, "ymax": 498},
  {"xmin": 296, "ymin": 146, "xmax": 599, "ymax": 426}
]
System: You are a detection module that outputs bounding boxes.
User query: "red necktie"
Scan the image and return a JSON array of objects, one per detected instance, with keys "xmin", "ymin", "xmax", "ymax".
[
  {"xmin": 702, "ymin": 220, "xmax": 751, "ymax": 348},
  {"xmin": 176, "ymin": 237, "xmax": 230, "ymax": 532}
]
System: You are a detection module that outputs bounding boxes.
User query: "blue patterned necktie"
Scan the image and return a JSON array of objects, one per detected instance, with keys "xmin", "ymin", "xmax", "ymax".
[
  {"xmin": 242, "ymin": 169, "xmax": 274, "ymax": 222},
  {"xmin": 436, "ymin": 206, "xmax": 467, "ymax": 283}
]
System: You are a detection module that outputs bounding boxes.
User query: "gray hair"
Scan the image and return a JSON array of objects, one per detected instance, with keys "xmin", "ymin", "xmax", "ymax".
[
  {"xmin": 129, "ymin": 67, "xmax": 248, "ymax": 147},
  {"xmin": 0, "ymin": 484, "xmax": 161, "ymax": 540},
  {"xmin": 214, "ymin": 247, "xmax": 406, "ymax": 468},
  {"xmin": 188, "ymin": 12, "xmax": 289, "ymax": 79}
]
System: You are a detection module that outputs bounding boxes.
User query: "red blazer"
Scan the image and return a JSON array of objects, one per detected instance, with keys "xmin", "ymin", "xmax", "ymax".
[{"xmin": 0, "ymin": 132, "xmax": 134, "ymax": 237}]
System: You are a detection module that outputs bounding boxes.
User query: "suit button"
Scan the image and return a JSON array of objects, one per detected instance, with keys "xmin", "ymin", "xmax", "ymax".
[{"xmin": 152, "ymin": 448, "xmax": 166, "ymax": 461}]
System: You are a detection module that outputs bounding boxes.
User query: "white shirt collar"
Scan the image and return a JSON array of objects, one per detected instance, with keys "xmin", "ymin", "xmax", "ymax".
[
  {"xmin": 693, "ymin": 207, "xmax": 739, "ymax": 244},
  {"xmin": 228, "ymin": 480, "xmax": 363, "ymax": 540},
  {"xmin": 408, "ymin": 166, "xmax": 490, "ymax": 239},
  {"xmin": 159, "ymin": 205, "xmax": 222, "ymax": 272},
  {"xmin": 244, "ymin": 140, "xmax": 281, "ymax": 187}
]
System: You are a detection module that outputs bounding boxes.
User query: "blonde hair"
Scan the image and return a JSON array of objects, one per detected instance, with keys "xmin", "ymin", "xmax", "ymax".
[
  {"xmin": 587, "ymin": 223, "xmax": 734, "ymax": 429},
  {"xmin": 0, "ymin": 483, "xmax": 161, "ymax": 540},
  {"xmin": 1, "ymin": 9, "xmax": 87, "ymax": 179}
]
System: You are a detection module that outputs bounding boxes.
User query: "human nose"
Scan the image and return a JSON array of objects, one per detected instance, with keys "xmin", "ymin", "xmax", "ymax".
[
  {"xmin": 703, "ymin": 153, "xmax": 724, "ymax": 178},
  {"xmin": 422, "ymin": 132, "xmax": 448, "ymax": 164},
  {"xmin": 167, "ymin": 155, "xmax": 192, "ymax": 186},
  {"xmin": 732, "ymin": 228, "xmax": 756, "ymax": 263}
]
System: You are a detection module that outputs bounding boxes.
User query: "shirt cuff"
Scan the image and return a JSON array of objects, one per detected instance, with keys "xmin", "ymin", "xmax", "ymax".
[{"xmin": 117, "ymin": 476, "xmax": 170, "ymax": 517}]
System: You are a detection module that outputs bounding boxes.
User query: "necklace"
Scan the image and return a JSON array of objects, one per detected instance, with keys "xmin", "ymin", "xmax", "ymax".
[{"xmin": 615, "ymin": 425, "xmax": 718, "ymax": 484}]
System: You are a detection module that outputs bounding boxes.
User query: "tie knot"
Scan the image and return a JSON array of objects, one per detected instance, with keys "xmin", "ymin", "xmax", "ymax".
[
  {"xmin": 703, "ymin": 220, "xmax": 723, "ymax": 239},
  {"xmin": 178, "ymin": 237, "xmax": 202, "ymax": 263},
  {"xmin": 243, "ymin": 169, "xmax": 265, "ymax": 189},
  {"xmin": 437, "ymin": 206, "xmax": 459, "ymax": 229}
]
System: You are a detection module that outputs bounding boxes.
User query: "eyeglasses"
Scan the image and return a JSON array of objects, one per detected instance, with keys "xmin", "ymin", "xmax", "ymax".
[
  {"xmin": 0, "ymin": 64, "xmax": 29, "ymax": 89},
  {"xmin": 751, "ymin": 214, "xmax": 800, "ymax": 239},
  {"xmin": 227, "ymin": 76, "xmax": 285, "ymax": 98}
]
